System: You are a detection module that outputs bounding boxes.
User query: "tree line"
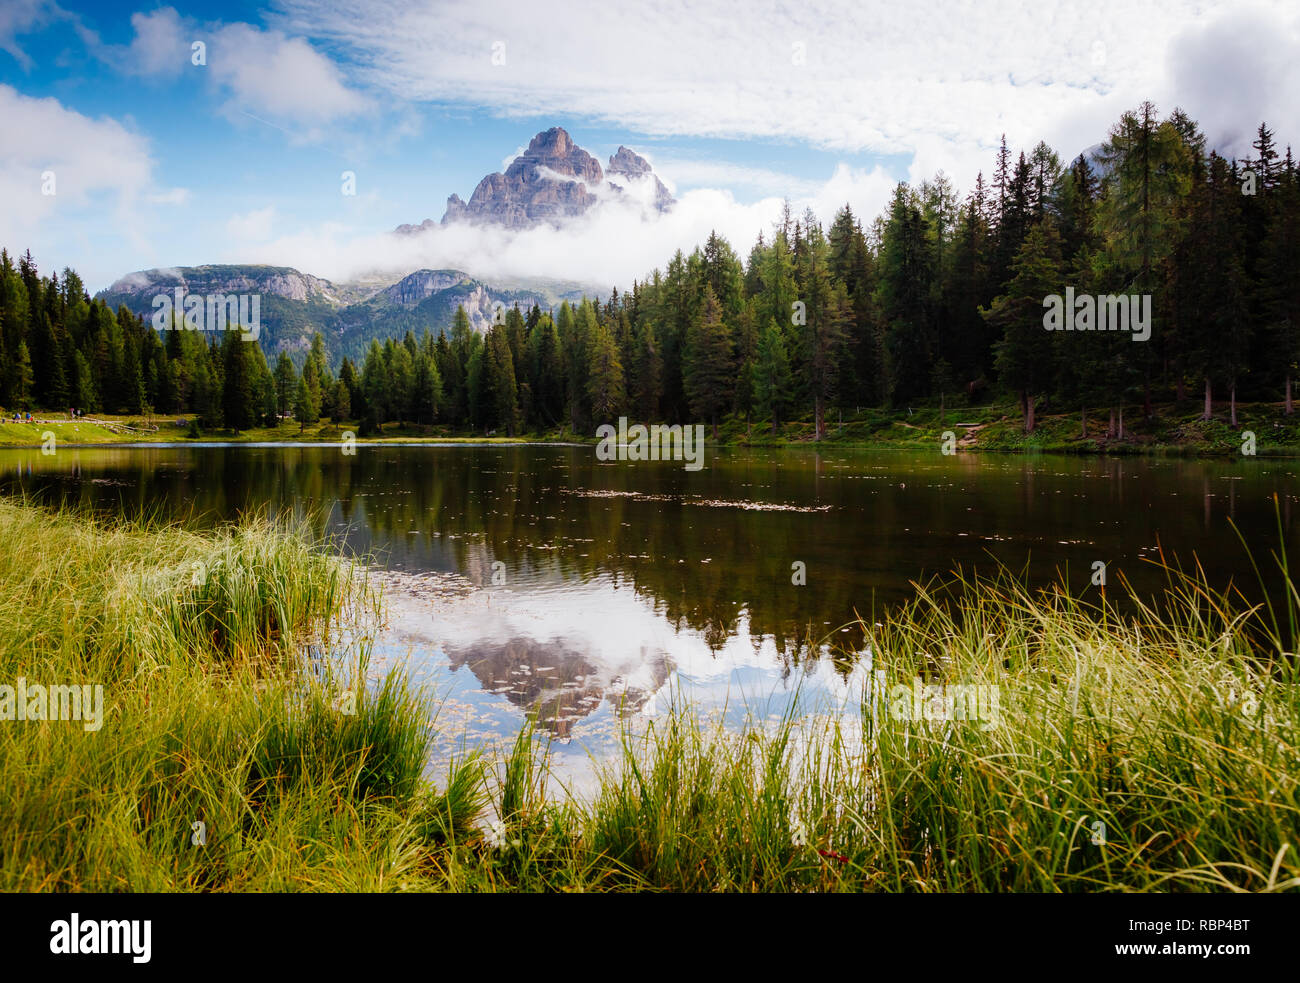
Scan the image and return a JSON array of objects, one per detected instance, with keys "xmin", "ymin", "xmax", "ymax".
[
  {"xmin": 352, "ymin": 102, "xmax": 1299, "ymax": 438},
  {"xmin": 1, "ymin": 102, "xmax": 1294, "ymax": 437}
]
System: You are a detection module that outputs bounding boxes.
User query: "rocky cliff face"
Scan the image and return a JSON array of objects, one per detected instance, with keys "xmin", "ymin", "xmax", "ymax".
[
  {"xmin": 447, "ymin": 127, "xmax": 603, "ymax": 228},
  {"xmin": 104, "ymin": 265, "xmax": 352, "ymax": 305},
  {"xmin": 607, "ymin": 145, "xmax": 674, "ymax": 212},
  {"xmin": 416, "ymin": 126, "xmax": 674, "ymax": 231},
  {"xmin": 379, "ymin": 269, "xmax": 469, "ymax": 306}
]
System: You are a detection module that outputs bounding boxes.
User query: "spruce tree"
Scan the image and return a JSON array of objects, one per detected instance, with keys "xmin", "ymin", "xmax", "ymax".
[
  {"xmin": 752, "ymin": 318, "xmax": 793, "ymax": 436},
  {"xmin": 984, "ymin": 223, "xmax": 1066, "ymax": 433},
  {"xmin": 683, "ymin": 284, "xmax": 733, "ymax": 439}
]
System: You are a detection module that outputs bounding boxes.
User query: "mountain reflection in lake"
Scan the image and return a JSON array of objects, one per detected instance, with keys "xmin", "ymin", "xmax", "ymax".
[{"xmin": 2, "ymin": 442, "xmax": 1295, "ymax": 774}]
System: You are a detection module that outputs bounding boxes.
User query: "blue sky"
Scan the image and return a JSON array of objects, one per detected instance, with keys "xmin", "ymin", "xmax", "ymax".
[{"xmin": 2, "ymin": 0, "xmax": 1297, "ymax": 292}]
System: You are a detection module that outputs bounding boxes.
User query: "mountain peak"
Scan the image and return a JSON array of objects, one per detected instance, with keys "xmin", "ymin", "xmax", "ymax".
[
  {"xmin": 526, "ymin": 126, "xmax": 577, "ymax": 157},
  {"xmin": 607, "ymin": 146, "xmax": 674, "ymax": 212},
  {"xmin": 608, "ymin": 145, "xmax": 651, "ymax": 177},
  {"xmin": 426, "ymin": 127, "xmax": 674, "ymax": 230}
]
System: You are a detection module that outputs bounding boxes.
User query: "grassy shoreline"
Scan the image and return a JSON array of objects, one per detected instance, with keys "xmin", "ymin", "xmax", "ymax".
[
  {"xmin": 1, "ymin": 499, "xmax": 1297, "ymax": 892},
  {"xmin": 2, "ymin": 399, "xmax": 1298, "ymax": 457}
]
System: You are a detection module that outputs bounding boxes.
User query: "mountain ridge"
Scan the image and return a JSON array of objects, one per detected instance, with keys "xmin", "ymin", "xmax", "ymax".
[{"xmin": 96, "ymin": 263, "xmax": 594, "ymax": 369}]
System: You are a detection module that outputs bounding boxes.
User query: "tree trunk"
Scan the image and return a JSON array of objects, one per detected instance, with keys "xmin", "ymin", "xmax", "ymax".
[
  {"xmin": 771, "ymin": 410, "xmax": 778, "ymax": 437},
  {"xmin": 1175, "ymin": 374, "xmax": 1185, "ymax": 404},
  {"xmin": 1026, "ymin": 395, "xmax": 1036, "ymax": 434},
  {"xmin": 1287, "ymin": 374, "xmax": 1294, "ymax": 416},
  {"xmin": 1080, "ymin": 405, "xmax": 1087, "ymax": 439},
  {"xmin": 1230, "ymin": 381, "xmax": 1237, "ymax": 428},
  {"xmin": 1118, "ymin": 405, "xmax": 1125, "ymax": 441},
  {"xmin": 1143, "ymin": 376, "xmax": 1153, "ymax": 419},
  {"xmin": 1203, "ymin": 377, "xmax": 1212, "ymax": 421},
  {"xmin": 1108, "ymin": 407, "xmax": 1116, "ymax": 439}
]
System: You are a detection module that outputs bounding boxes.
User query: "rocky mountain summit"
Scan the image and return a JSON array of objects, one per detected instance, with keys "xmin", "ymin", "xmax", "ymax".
[
  {"xmin": 607, "ymin": 145, "xmax": 674, "ymax": 212},
  {"xmin": 393, "ymin": 127, "xmax": 675, "ymax": 233}
]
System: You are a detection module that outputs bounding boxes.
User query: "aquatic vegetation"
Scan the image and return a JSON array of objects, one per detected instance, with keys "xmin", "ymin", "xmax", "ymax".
[{"xmin": 0, "ymin": 498, "xmax": 1296, "ymax": 892}]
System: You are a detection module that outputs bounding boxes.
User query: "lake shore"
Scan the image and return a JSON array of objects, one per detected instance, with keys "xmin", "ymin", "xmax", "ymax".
[
  {"xmin": 3, "ymin": 399, "xmax": 1298, "ymax": 457},
  {"xmin": 2, "ymin": 497, "xmax": 1296, "ymax": 892}
]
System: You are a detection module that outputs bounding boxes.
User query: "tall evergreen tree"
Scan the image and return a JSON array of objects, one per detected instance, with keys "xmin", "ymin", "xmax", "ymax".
[{"xmin": 683, "ymin": 284, "xmax": 734, "ymax": 439}]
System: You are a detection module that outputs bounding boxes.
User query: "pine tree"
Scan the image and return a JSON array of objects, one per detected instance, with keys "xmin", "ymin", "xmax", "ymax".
[
  {"xmin": 273, "ymin": 353, "xmax": 296, "ymax": 423},
  {"xmin": 683, "ymin": 284, "xmax": 733, "ymax": 438},
  {"xmin": 360, "ymin": 339, "xmax": 388, "ymax": 424},
  {"xmin": 1095, "ymin": 102, "xmax": 1194, "ymax": 416},
  {"xmin": 221, "ymin": 330, "xmax": 254, "ymax": 431},
  {"xmin": 585, "ymin": 316, "xmax": 625, "ymax": 425},
  {"xmin": 73, "ymin": 350, "xmax": 96, "ymax": 413},
  {"xmin": 526, "ymin": 314, "xmax": 563, "ymax": 427},
  {"xmin": 14, "ymin": 340, "xmax": 33, "ymax": 409},
  {"xmin": 486, "ymin": 326, "xmax": 520, "ymax": 435},
  {"xmin": 387, "ymin": 341, "xmax": 414, "ymax": 424},
  {"xmin": 1180, "ymin": 152, "xmax": 1251, "ymax": 422},
  {"xmin": 331, "ymin": 377, "xmax": 350, "ymax": 423},
  {"xmin": 984, "ymin": 223, "xmax": 1066, "ymax": 433},
  {"xmin": 427, "ymin": 351, "xmax": 444, "ymax": 423},
  {"xmin": 293, "ymin": 376, "xmax": 313, "ymax": 432},
  {"xmin": 877, "ymin": 184, "xmax": 935, "ymax": 406},
  {"xmin": 1263, "ymin": 154, "xmax": 1300, "ymax": 413},
  {"xmin": 752, "ymin": 318, "xmax": 793, "ymax": 435}
]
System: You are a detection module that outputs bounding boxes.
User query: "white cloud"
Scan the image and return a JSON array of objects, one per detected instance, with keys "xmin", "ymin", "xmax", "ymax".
[
  {"xmin": 226, "ymin": 206, "xmax": 277, "ymax": 243},
  {"xmin": 147, "ymin": 187, "xmax": 191, "ymax": 206},
  {"xmin": 107, "ymin": 7, "xmax": 369, "ymax": 128},
  {"xmin": 213, "ymin": 159, "xmax": 897, "ymax": 292},
  {"xmin": 121, "ymin": 7, "xmax": 188, "ymax": 78},
  {"xmin": 206, "ymin": 22, "xmax": 369, "ymax": 125},
  {"xmin": 650, "ymin": 157, "xmax": 821, "ymax": 198},
  {"xmin": 0, "ymin": 84, "xmax": 155, "ymax": 256},
  {"xmin": 0, "ymin": 0, "xmax": 60, "ymax": 71},
  {"xmin": 273, "ymin": 0, "xmax": 1299, "ymax": 196},
  {"xmin": 500, "ymin": 145, "xmax": 526, "ymax": 172}
]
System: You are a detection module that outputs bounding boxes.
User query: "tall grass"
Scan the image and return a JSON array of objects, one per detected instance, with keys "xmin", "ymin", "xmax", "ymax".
[
  {"xmin": 0, "ymin": 499, "xmax": 446, "ymax": 891},
  {"xmin": 1, "ymin": 497, "xmax": 1296, "ymax": 892},
  {"xmin": 442, "ymin": 520, "xmax": 1299, "ymax": 892}
]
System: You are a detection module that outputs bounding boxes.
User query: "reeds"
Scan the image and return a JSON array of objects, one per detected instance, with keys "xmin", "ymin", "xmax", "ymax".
[{"xmin": 1, "ymin": 497, "xmax": 1295, "ymax": 892}]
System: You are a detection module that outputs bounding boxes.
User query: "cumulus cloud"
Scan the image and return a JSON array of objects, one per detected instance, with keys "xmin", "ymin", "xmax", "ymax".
[
  {"xmin": 102, "ymin": 7, "xmax": 369, "ymax": 128},
  {"xmin": 120, "ymin": 7, "xmax": 189, "ymax": 77},
  {"xmin": 205, "ymin": 22, "xmax": 369, "ymax": 125},
  {"xmin": 0, "ymin": 84, "xmax": 156, "ymax": 252}
]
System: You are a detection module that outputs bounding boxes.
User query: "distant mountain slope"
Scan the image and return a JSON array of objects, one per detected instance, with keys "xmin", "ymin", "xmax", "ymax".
[{"xmin": 97, "ymin": 264, "xmax": 589, "ymax": 368}]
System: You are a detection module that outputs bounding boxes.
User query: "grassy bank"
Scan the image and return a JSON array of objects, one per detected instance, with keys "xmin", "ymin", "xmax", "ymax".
[
  {"xmin": 2, "ymin": 399, "xmax": 1298, "ymax": 456},
  {"xmin": 1, "ymin": 499, "xmax": 1297, "ymax": 891}
]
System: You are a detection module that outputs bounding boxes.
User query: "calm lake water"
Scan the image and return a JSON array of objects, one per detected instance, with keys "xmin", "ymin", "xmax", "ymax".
[{"xmin": 3, "ymin": 443, "xmax": 1296, "ymax": 779}]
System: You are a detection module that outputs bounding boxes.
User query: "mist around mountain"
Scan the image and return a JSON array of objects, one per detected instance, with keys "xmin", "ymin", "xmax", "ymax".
[{"xmin": 96, "ymin": 126, "xmax": 670, "ymax": 367}]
